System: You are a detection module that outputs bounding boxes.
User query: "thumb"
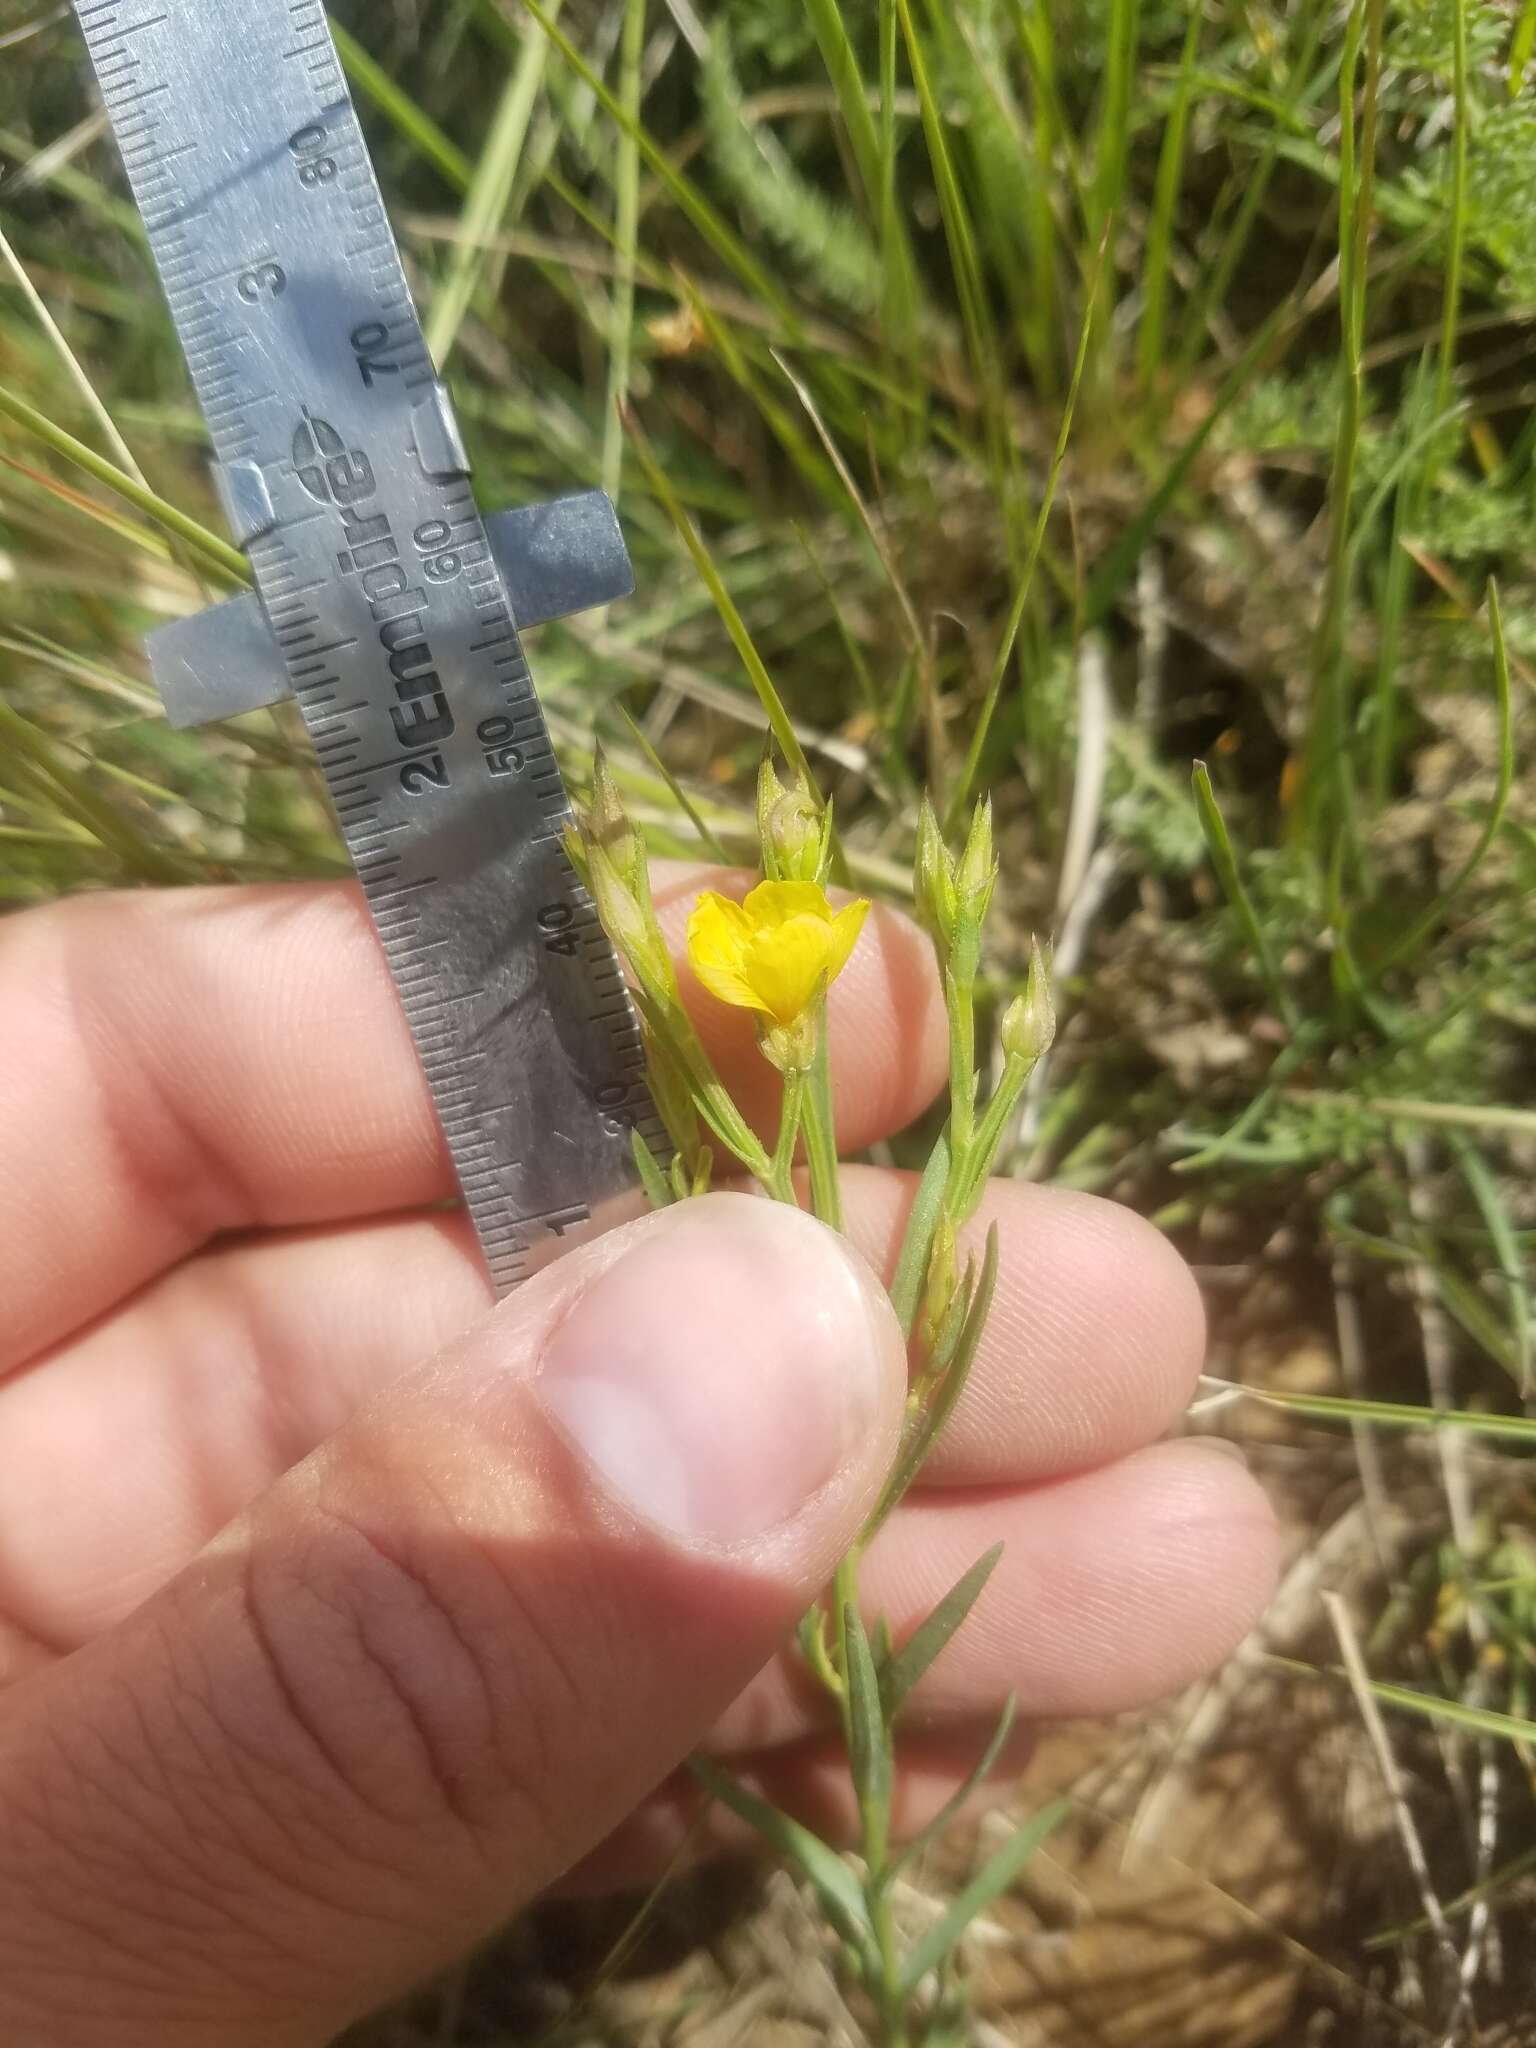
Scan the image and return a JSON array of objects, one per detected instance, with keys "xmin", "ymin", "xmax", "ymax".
[{"xmin": 0, "ymin": 1194, "xmax": 903, "ymax": 2048}]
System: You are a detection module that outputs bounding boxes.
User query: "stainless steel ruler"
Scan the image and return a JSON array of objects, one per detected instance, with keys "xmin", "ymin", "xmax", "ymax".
[{"xmin": 72, "ymin": 0, "xmax": 664, "ymax": 1291}]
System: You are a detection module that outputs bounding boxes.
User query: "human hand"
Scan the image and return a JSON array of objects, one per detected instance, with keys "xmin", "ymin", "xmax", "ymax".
[{"xmin": 0, "ymin": 865, "xmax": 1277, "ymax": 2045}]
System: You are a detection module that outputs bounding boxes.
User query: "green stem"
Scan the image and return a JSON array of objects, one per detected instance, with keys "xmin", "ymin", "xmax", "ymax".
[
  {"xmin": 767, "ymin": 1067, "xmax": 806, "ymax": 1204},
  {"xmin": 869, "ymin": 1883, "xmax": 906, "ymax": 2046},
  {"xmin": 830, "ymin": 1550, "xmax": 859, "ymax": 1745},
  {"xmin": 947, "ymin": 972, "xmax": 977, "ymax": 1158},
  {"xmin": 802, "ymin": 1021, "xmax": 844, "ymax": 1228}
]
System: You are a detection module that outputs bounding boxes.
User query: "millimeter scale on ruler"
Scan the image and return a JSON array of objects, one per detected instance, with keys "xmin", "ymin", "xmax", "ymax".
[{"xmin": 70, "ymin": 0, "xmax": 666, "ymax": 1291}]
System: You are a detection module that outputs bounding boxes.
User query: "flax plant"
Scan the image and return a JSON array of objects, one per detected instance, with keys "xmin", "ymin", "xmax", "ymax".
[{"xmin": 574, "ymin": 751, "xmax": 1059, "ymax": 2046}]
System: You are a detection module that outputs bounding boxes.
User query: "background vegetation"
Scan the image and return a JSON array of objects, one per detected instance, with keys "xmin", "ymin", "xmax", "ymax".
[{"xmin": 1, "ymin": 0, "xmax": 1534, "ymax": 2038}]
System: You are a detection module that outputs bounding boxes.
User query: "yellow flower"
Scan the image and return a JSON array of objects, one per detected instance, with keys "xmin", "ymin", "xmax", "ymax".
[{"xmin": 687, "ymin": 880, "xmax": 869, "ymax": 1031}]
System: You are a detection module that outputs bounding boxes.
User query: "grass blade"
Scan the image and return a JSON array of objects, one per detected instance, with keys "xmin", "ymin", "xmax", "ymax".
[
  {"xmin": 425, "ymin": 11, "xmax": 555, "ymax": 365},
  {"xmin": 332, "ymin": 18, "xmax": 472, "ymax": 193},
  {"xmin": 517, "ymin": 0, "xmax": 793, "ymax": 320},
  {"xmin": 1191, "ymin": 761, "xmax": 1299, "ymax": 1033},
  {"xmin": 0, "ymin": 382, "xmax": 247, "ymax": 582},
  {"xmin": 1270, "ymin": 1656, "xmax": 1536, "ymax": 1748},
  {"xmin": 1220, "ymin": 1381, "xmax": 1536, "ymax": 1445},
  {"xmin": 1137, "ymin": 5, "xmax": 1200, "ymax": 393},
  {"xmin": 1368, "ymin": 580, "xmax": 1514, "ymax": 979},
  {"xmin": 624, "ymin": 410, "xmax": 812, "ymax": 786},
  {"xmin": 946, "ymin": 227, "xmax": 1100, "ymax": 828}
]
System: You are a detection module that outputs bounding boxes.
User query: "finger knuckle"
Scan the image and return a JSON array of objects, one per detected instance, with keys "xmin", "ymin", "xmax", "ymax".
[{"xmin": 229, "ymin": 1471, "xmax": 570, "ymax": 1865}]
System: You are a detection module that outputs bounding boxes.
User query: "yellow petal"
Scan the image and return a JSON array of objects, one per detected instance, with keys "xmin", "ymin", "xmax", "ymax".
[
  {"xmin": 743, "ymin": 914, "xmax": 835, "ymax": 1026},
  {"xmin": 823, "ymin": 898, "xmax": 871, "ymax": 984},
  {"xmin": 686, "ymin": 890, "xmax": 771, "ymax": 1014},
  {"xmin": 741, "ymin": 878, "xmax": 837, "ymax": 931}
]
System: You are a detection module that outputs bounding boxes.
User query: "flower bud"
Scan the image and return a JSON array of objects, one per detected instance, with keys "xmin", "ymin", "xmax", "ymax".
[
  {"xmin": 913, "ymin": 797, "xmax": 957, "ymax": 955},
  {"xmin": 956, "ymin": 796, "xmax": 996, "ymax": 927},
  {"xmin": 1001, "ymin": 937, "xmax": 1055, "ymax": 1068},
  {"xmin": 586, "ymin": 853, "xmax": 663, "ymax": 984},
  {"xmin": 587, "ymin": 746, "xmax": 646, "ymax": 895},
  {"xmin": 757, "ymin": 753, "xmax": 826, "ymax": 883},
  {"xmin": 919, "ymin": 1215, "xmax": 960, "ymax": 1357},
  {"xmin": 577, "ymin": 759, "xmax": 677, "ymax": 1006}
]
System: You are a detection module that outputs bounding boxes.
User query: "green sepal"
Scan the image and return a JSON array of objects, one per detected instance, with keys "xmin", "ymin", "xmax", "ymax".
[
  {"xmin": 629, "ymin": 1129, "xmax": 675, "ymax": 1209},
  {"xmin": 868, "ymin": 1223, "xmax": 1000, "ymax": 1534}
]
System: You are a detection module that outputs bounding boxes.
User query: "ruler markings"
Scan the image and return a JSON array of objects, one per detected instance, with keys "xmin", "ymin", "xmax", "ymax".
[{"xmin": 76, "ymin": 0, "xmax": 656, "ymax": 1293}]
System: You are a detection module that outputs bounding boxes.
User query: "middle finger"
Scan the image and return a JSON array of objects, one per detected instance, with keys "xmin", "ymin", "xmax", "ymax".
[{"xmin": 0, "ymin": 1170, "xmax": 1205, "ymax": 1647}]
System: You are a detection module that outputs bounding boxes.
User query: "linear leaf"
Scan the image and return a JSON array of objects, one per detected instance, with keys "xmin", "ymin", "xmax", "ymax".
[
  {"xmin": 892, "ymin": 1695, "xmax": 1018, "ymax": 1879},
  {"xmin": 881, "ymin": 1544, "xmax": 1003, "ymax": 1720},
  {"xmin": 900, "ymin": 1798, "xmax": 1068, "ymax": 1996},
  {"xmin": 843, "ymin": 1603, "xmax": 893, "ymax": 1872},
  {"xmin": 1192, "ymin": 761, "xmax": 1299, "ymax": 1033},
  {"xmin": 888, "ymin": 1130, "xmax": 952, "ymax": 1338},
  {"xmin": 689, "ymin": 1757, "xmax": 876, "ymax": 1968}
]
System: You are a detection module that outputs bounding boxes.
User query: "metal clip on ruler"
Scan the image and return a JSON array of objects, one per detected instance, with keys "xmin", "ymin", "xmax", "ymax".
[{"xmin": 73, "ymin": 0, "xmax": 665, "ymax": 1292}]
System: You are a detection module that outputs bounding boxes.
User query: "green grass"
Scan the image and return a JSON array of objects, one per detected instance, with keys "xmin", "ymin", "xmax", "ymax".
[{"xmin": 3, "ymin": 0, "xmax": 1536, "ymax": 2035}]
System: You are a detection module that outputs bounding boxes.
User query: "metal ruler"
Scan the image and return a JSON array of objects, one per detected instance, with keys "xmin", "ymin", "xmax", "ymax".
[{"xmin": 70, "ymin": 0, "xmax": 664, "ymax": 1293}]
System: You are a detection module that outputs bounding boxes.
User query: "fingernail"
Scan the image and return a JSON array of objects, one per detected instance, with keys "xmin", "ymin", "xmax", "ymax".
[
  {"xmin": 537, "ymin": 1193, "xmax": 892, "ymax": 1548},
  {"xmin": 1188, "ymin": 1434, "xmax": 1249, "ymax": 1466}
]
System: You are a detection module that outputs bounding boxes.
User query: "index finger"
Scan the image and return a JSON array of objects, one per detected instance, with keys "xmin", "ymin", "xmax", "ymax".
[{"xmin": 0, "ymin": 864, "xmax": 944, "ymax": 1369}]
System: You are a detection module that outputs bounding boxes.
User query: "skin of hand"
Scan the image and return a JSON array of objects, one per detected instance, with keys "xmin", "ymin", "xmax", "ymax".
[{"xmin": 0, "ymin": 861, "xmax": 1278, "ymax": 2046}]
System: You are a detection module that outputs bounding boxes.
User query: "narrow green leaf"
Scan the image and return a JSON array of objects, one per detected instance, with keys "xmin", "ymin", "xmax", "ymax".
[
  {"xmin": 1230, "ymin": 1381, "xmax": 1536, "ymax": 1445},
  {"xmin": 1437, "ymin": 0, "xmax": 1468, "ymax": 433},
  {"xmin": 843, "ymin": 1603, "xmax": 893, "ymax": 1873},
  {"xmin": 1192, "ymin": 761, "xmax": 1299, "ymax": 1033},
  {"xmin": 1511, "ymin": 0, "xmax": 1536, "ymax": 93},
  {"xmin": 625, "ymin": 415, "xmax": 812, "ymax": 786},
  {"xmin": 1451, "ymin": 1134, "xmax": 1532, "ymax": 1392},
  {"xmin": 946, "ymin": 229, "xmax": 1098, "ymax": 830},
  {"xmin": 881, "ymin": 1544, "xmax": 1003, "ymax": 1719},
  {"xmin": 600, "ymin": 0, "xmax": 645, "ymax": 504},
  {"xmin": 1137, "ymin": 5, "xmax": 1201, "ymax": 391},
  {"xmin": 331, "ymin": 18, "xmax": 472, "ymax": 193},
  {"xmin": 426, "ymin": 12, "xmax": 555, "ymax": 365},
  {"xmin": 518, "ymin": 0, "xmax": 793, "ymax": 319},
  {"xmin": 1087, "ymin": 0, "xmax": 1141, "ymax": 323},
  {"xmin": 888, "ymin": 1131, "xmax": 952, "ymax": 1338},
  {"xmin": 689, "ymin": 1757, "xmax": 876, "ymax": 1967},
  {"xmin": 615, "ymin": 706, "xmax": 731, "ymax": 864},
  {"xmin": 1368, "ymin": 580, "xmax": 1514, "ymax": 978},
  {"xmin": 0, "ymin": 383, "xmax": 248, "ymax": 582},
  {"xmin": 1269, "ymin": 1657, "xmax": 1536, "ymax": 1748},
  {"xmin": 892, "ymin": 1695, "xmax": 1018, "ymax": 1879},
  {"xmin": 893, "ymin": 0, "xmax": 1005, "ymax": 468},
  {"xmin": 900, "ymin": 1798, "xmax": 1069, "ymax": 1995}
]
